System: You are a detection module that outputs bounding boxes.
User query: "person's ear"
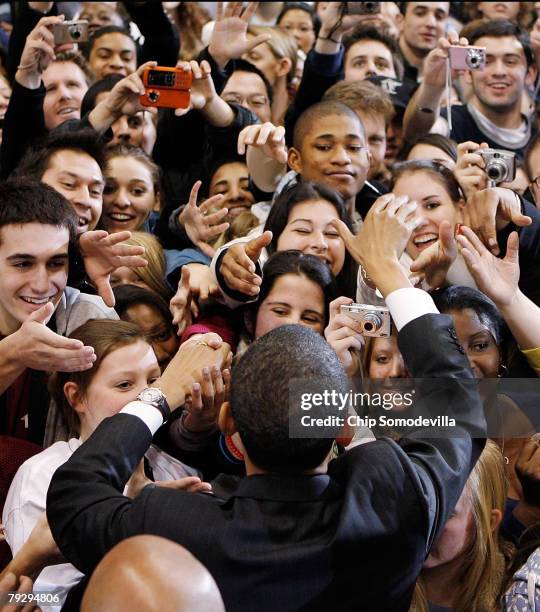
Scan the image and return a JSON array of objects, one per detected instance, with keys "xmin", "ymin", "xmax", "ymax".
[
  {"xmin": 63, "ymin": 382, "xmax": 85, "ymax": 415},
  {"xmin": 288, "ymin": 147, "xmax": 302, "ymax": 174},
  {"xmin": 464, "ymin": 70, "xmax": 473, "ymax": 87},
  {"xmin": 275, "ymin": 57, "xmax": 292, "ymax": 78},
  {"xmin": 456, "ymin": 197, "xmax": 466, "ymax": 221},
  {"xmin": 490, "ymin": 508, "xmax": 503, "ymax": 533},
  {"xmin": 526, "ymin": 64, "xmax": 538, "ymax": 89},
  {"xmin": 395, "ymin": 11, "xmax": 404, "ymax": 34},
  {"xmin": 218, "ymin": 401, "xmax": 237, "ymax": 436}
]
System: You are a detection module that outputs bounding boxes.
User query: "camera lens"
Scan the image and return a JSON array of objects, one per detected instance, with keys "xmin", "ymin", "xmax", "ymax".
[
  {"xmin": 486, "ymin": 161, "xmax": 504, "ymax": 182},
  {"xmin": 466, "ymin": 49, "xmax": 483, "ymax": 70},
  {"xmin": 364, "ymin": 2, "xmax": 376, "ymax": 10},
  {"xmin": 69, "ymin": 27, "xmax": 81, "ymax": 40},
  {"xmin": 362, "ymin": 313, "xmax": 382, "ymax": 333},
  {"xmin": 148, "ymin": 91, "xmax": 160, "ymax": 103}
]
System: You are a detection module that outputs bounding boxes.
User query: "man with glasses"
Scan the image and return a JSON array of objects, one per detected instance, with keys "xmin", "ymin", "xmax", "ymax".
[{"xmin": 221, "ymin": 60, "xmax": 273, "ymax": 124}]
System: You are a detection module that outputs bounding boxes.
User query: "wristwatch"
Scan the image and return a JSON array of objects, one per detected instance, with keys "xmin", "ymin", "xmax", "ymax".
[{"xmin": 136, "ymin": 388, "xmax": 170, "ymax": 421}]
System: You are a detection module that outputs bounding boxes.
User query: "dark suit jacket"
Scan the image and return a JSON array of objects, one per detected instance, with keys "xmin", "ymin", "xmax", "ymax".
[{"xmin": 47, "ymin": 314, "xmax": 486, "ymax": 612}]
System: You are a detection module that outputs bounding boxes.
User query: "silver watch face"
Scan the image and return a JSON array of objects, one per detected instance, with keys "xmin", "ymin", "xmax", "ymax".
[{"xmin": 138, "ymin": 388, "xmax": 164, "ymax": 404}]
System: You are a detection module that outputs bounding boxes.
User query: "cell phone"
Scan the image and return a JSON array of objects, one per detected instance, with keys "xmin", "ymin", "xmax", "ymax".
[
  {"xmin": 139, "ymin": 66, "xmax": 193, "ymax": 110},
  {"xmin": 52, "ymin": 20, "xmax": 89, "ymax": 45}
]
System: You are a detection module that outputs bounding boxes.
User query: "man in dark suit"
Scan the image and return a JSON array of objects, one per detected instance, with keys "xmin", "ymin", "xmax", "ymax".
[{"xmin": 46, "ymin": 196, "xmax": 486, "ymax": 612}]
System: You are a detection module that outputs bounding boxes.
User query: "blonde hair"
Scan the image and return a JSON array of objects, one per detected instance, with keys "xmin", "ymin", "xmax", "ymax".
[
  {"xmin": 411, "ymin": 440, "xmax": 509, "ymax": 612},
  {"xmin": 124, "ymin": 232, "xmax": 172, "ymax": 301},
  {"xmin": 248, "ymin": 25, "xmax": 298, "ymax": 82},
  {"xmin": 211, "ymin": 210, "xmax": 260, "ymax": 250}
]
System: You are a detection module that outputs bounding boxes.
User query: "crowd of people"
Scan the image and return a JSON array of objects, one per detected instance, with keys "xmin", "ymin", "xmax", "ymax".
[{"xmin": 0, "ymin": 1, "xmax": 539, "ymax": 610}]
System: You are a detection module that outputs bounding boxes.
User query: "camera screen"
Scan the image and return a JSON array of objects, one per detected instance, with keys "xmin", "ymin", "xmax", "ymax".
[{"xmin": 147, "ymin": 70, "xmax": 176, "ymax": 87}]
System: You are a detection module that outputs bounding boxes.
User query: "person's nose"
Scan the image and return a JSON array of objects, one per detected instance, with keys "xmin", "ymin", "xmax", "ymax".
[
  {"xmin": 113, "ymin": 116, "xmax": 131, "ymax": 141},
  {"xmin": 330, "ymin": 145, "xmax": 351, "ymax": 165},
  {"xmin": 108, "ymin": 53, "xmax": 124, "ymax": 70},
  {"xmin": 365, "ymin": 59, "xmax": 378, "ymax": 77},
  {"xmin": 73, "ymin": 184, "xmax": 92, "ymax": 207},
  {"xmin": 228, "ymin": 182, "xmax": 241, "ymax": 201},
  {"xmin": 388, "ymin": 355, "xmax": 408, "ymax": 378},
  {"xmin": 114, "ymin": 187, "xmax": 131, "ymax": 209},
  {"xmin": 57, "ymin": 82, "xmax": 73, "ymax": 101},
  {"xmin": 29, "ymin": 265, "xmax": 52, "ymax": 295},
  {"xmin": 309, "ymin": 231, "xmax": 329, "ymax": 253}
]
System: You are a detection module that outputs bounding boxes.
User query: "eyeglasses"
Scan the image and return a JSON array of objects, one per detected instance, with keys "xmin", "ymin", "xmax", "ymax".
[{"xmin": 222, "ymin": 94, "xmax": 270, "ymax": 108}]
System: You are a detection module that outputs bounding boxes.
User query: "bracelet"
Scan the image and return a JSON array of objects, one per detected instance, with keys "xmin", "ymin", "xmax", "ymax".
[
  {"xmin": 318, "ymin": 34, "xmax": 341, "ymax": 45},
  {"xmin": 17, "ymin": 58, "xmax": 39, "ymax": 71}
]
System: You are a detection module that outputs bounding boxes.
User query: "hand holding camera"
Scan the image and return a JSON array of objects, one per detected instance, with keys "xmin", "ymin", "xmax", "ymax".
[
  {"xmin": 16, "ymin": 15, "xmax": 65, "ymax": 89},
  {"xmin": 454, "ymin": 141, "xmax": 489, "ymax": 199},
  {"xmin": 52, "ymin": 19, "xmax": 88, "ymax": 44},
  {"xmin": 325, "ymin": 297, "xmax": 365, "ymax": 376},
  {"xmin": 422, "ymin": 30, "xmax": 469, "ymax": 89}
]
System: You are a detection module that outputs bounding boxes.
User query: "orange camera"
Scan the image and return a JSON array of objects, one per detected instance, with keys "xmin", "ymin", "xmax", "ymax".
[{"xmin": 140, "ymin": 66, "xmax": 192, "ymax": 109}]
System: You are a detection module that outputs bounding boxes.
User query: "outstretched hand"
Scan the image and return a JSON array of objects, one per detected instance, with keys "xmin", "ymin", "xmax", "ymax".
[
  {"xmin": 80, "ymin": 230, "xmax": 148, "ymax": 307},
  {"xmin": 409, "ymin": 220, "xmax": 457, "ymax": 288},
  {"xmin": 219, "ymin": 231, "xmax": 272, "ymax": 296}
]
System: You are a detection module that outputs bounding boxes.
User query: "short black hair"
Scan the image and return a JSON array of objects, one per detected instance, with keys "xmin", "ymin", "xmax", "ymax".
[
  {"xmin": 264, "ymin": 181, "xmax": 358, "ymax": 298},
  {"xmin": 85, "ymin": 25, "xmax": 136, "ymax": 59},
  {"xmin": 277, "ymin": 2, "xmax": 321, "ymax": 35},
  {"xmin": 461, "ymin": 19, "xmax": 534, "ymax": 67},
  {"xmin": 292, "ymin": 100, "xmax": 365, "ymax": 150},
  {"xmin": 113, "ymin": 284, "xmax": 173, "ymax": 331},
  {"xmin": 253, "ymin": 250, "xmax": 338, "ymax": 327},
  {"xmin": 14, "ymin": 129, "xmax": 105, "ymax": 181},
  {"xmin": 0, "ymin": 178, "xmax": 77, "ymax": 244},
  {"xmin": 223, "ymin": 58, "xmax": 274, "ymax": 105},
  {"xmin": 81, "ymin": 73, "xmax": 124, "ymax": 116},
  {"xmin": 230, "ymin": 324, "xmax": 347, "ymax": 471},
  {"xmin": 430, "ymin": 285, "xmax": 505, "ymax": 345},
  {"xmin": 343, "ymin": 24, "xmax": 403, "ymax": 80}
]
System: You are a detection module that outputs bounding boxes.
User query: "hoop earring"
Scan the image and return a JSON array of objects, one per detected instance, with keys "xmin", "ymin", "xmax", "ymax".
[{"xmin": 497, "ymin": 363, "xmax": 508, "ymax": 378}]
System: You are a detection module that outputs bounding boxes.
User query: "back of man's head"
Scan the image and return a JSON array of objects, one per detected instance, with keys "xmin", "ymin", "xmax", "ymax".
[
  {"xmin": 324, "ymin": 80, "xmax": 395, "ymax": 126},
  {"xmin": 0, "ymin": 179, "xmax": 77, "ymax": 244},
  {"xmin": 292, "ymin": 100, "xmax": 364, "ymax": 150},
  {"xmin": 14, "ymin": 129, "xmax": 105, "ymax": 182},
  {"xmin": 81, "ymin": 535, "xmax": 225, "ymax": 612},
  {"xmin": 230, "ymin": 325, "xmax": 347, "ymax": 472}
]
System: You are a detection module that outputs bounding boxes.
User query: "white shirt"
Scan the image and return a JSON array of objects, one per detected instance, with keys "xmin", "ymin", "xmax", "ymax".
[{"xmin": 3, "ymin": 439, "xmax": 198, "ymax": 608}]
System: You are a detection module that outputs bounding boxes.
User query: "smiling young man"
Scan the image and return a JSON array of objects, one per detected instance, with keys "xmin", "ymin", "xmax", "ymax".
[
  {"xmin": 15, "ymin": 130, "xmax": 105, "ymax": 235},
  {"xmin": 0, "ymin": 179, "xmax": 117, "ymax": 445},
  {"xmin": 404, "ymin": 20, "xmax": 537, "ymax": 157},
  {"xmin": 396, "ymin": 1, "xmax": 450, "ymax": 83}
]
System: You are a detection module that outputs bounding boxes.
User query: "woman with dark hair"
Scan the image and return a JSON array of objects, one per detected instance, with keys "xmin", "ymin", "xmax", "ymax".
[
  {"xmin": 113, "ymin": 284, "xmax": 179, "ymax": 370},
  {"xmin": 213, "ymin": 181, "xmax": 358, "ymax": 305},
  {"xmin": 398, "ymin": 133, "xmax": 458, "ymax": 169},
  {"xmin": 277, "ymin": 2, "xmax": 320, "ymax": 54}
]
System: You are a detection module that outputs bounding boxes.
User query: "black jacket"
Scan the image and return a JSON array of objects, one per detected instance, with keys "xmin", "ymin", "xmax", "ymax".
[{"xmin": 47, "ymin": 313, "xmax": 486, "ymax": 612}]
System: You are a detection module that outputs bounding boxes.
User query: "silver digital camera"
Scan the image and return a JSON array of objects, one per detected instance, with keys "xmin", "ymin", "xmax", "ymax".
[
  {"xmin": 340, "ymin": 303, "xmax": 391, "ymax": 338},
  {"xmin": 53, "ymin": 20, "xmax": 89, "ymax": 44},
  {"xmin": 479, "ymin": 148, "xmax": 516, "ymax": 184}
]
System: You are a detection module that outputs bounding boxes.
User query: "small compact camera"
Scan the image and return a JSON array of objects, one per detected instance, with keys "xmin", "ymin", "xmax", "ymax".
[
  {"xmin": 139, "ymin": 66, "xmax": 192, "ymax": 109},
  {"xmin": 340, "ymin": 303, "xmax": 391, "ymax": 338},
  {"xmin": 344, "ymin": 2, "xmax": 381, "ymax": 15},
  {"xmin": 53, "ymin": 20, "xmax": 89, "ymax": 44},
  {"xmin": 479, "ymin": 148, "xmax": 516, "ymax": 184},
  {"xmin": 448, "ymin": 45, "xmax": 486, "ymax": 71}
]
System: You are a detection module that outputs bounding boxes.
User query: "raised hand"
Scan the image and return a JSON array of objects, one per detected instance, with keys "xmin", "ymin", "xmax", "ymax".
[
  {"xmin": 219, "ymin": 231, "xmax": 272, "ymax": 296},
  {"xmin": 456, "ymin": 226, "xmax": 519, "ymax": 308},
  {"xmin": 9, "ymin": 302, "xmax": 96, "ymax": 374},
  {"xmin": 421, "ymin": 29, "xmax": 468, "ymax": 89},
  {"xmin": 463, "ymin": 187, "xmax": 532, "ymax": 255},
  {"xmin": 16, "ymin": 15, "xmax": 65, "ymax": 89},
  {"xmin": 183, "ymin": 263, "xmax": 221, "ymax": 315},
  {"xmin": 178, "ymin": 181, "xmax": 229, "ymax": 257},
  {"xmin": 454, "ymin": 141, "xmax": 489, "ymax": 200},
  {"xmin": 238, "ymin": 123, "xmax": 287, "ymax": 164},
  {"xmin": 102, "ymin": 61, "xmax": 158, "ymax": 119},
  {"xmin": 332, "ymin": 194, "xmax": 422, "ymax": 298},
  {"xmin": 79, "ymin": 230, "xmax": 148, "ymax": 307},
  {"xmin": 209, "ymin": 2, "xmax": 271, "ymax": 70},
  {"xmin": 324, "ymin": 297, "xmax": 364, "ymax": 376},
  {"xmin": 155, "ymin": 333, "xmax": 231, "ymax": 411},
  {"xmin": 183, "ymin": 363, "xmax": 231, "ymax": 432},
  {"xmin": 170, "ymin": 267, "xmax": 194, "ymax": 335},
  {"xmin": 409, "ymin": 220, "xmax": 458, "ymax": 288},
  {"xmin": 173, "ymin": 60, "xmax": 218, "ymax": 116}
]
